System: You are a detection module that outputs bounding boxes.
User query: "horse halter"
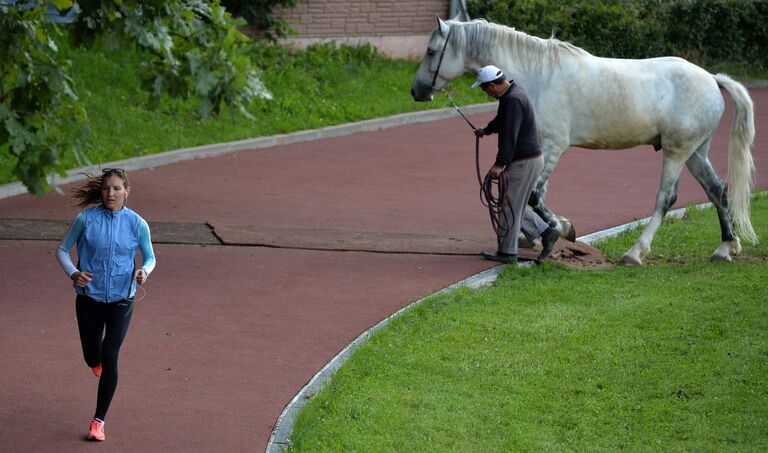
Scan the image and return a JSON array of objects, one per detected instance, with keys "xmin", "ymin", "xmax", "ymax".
[{"xmin": 429, "ymin": 27, "xmax": 453, "ymax": 91}]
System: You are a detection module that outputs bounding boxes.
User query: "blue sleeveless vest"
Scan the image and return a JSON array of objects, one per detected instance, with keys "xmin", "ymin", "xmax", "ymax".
[{"xmin": 76, "ymin": 205, "xmax": 142, "ymax": 302}]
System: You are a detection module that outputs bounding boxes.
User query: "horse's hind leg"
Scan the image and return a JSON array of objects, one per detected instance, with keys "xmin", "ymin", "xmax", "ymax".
[
  {"xmin": 620, "ymin": 154, "xmax": 687, "ymax": 265},
  {"xmin": 530, "ymin": 140, "xmax": 576, "ymax": 241},
  {"xmin": 685, "ymin": 138, "xmax": 741, "ymax": 261}
]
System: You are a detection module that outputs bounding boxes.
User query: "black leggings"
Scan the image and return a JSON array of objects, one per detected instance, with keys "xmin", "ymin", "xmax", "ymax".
[{"xmin": 76, "ymin": 295, "xmax": 134, "ymax": 421}]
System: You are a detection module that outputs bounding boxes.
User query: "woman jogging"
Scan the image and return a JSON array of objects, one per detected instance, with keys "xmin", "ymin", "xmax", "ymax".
[{"xmin": 56, "ymin": 168, "xmax": 156, "ymax": 441}]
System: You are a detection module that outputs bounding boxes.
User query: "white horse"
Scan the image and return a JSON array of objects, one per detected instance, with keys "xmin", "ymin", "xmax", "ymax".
[{"xmin": 412, "ymin": 17, "xmax": 757, "ymax": 265}]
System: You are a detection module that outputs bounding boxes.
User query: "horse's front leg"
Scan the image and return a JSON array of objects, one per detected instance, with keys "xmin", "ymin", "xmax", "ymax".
[
  {"xmin": 620, "ymin": 156, "xmax": 687, "ymax": 265},
  {"xmin": 531, "ymin": 140, "xmax": 576, "ymax": 241}
]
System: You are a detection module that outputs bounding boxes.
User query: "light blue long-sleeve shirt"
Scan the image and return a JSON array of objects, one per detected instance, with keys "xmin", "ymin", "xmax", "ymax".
[{"xmin": 56, "ymin": 205, "xmax": 156, "ymax": 302}]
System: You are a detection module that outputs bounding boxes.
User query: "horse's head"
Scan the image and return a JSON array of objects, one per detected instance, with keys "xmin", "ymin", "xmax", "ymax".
[{"xmin": 411, "ymin": 16, "xmax": 468, "ymax": 102}]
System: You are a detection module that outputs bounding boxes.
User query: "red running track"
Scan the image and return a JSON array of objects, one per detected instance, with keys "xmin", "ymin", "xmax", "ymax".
[{"xmin": 0, "ymin": 88, "xmax": 765, "ymax": 452}]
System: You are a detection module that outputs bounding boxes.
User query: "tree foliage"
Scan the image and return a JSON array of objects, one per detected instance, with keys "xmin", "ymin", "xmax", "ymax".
[
  {"xmin": 1, "ymin": 0, "xmax": 88, "ymax": 194},
  {"xmin": 1, "ymin": 0, "xmax": 273, "ymax": 194},
  {"xmin": 71, "ymin": 0, "xmax": 272, "ymax": 117},
  {"xmin": 220, "ymin": 0, "xmax": 299, "ymax": 42}
]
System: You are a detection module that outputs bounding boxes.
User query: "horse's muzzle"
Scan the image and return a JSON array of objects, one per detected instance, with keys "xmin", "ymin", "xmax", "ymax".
[{"xmin": 410, "ymin": 85, "xmax": 434, "ymax": 102}]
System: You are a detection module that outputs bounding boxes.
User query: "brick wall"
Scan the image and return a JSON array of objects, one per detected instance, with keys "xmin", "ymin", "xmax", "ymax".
[
  {"xmin": 272, "ymin": 0, "xmax": 452, "ymax": 59},
  {"xmin": 277, "ymin": 0, "xmax": 449, "ymax": 36}
]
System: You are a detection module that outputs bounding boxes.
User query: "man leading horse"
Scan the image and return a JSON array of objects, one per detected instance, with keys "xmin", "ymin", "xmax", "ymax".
[
  {"xmin": 412, "ymin": 17, "xmax": 756, "ymax": 265},
  {"xmin": 472, "ymin": 65, "xmax": 560, "ymax": 264}
]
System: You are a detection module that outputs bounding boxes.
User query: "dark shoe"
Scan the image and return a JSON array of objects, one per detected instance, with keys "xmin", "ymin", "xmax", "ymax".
[
  {"xmin": 537, "ymin": 227, "xmax": 559, "ymax": 260},
  {"xmin": 481, "ymin": 251, "xmax": 518, "ymax": 264}
]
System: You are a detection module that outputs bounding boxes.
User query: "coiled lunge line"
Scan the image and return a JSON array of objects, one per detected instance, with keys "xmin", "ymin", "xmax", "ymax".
[{"xmin": 440, "ymin": 89, "xmax": 514, "ymax": 237}]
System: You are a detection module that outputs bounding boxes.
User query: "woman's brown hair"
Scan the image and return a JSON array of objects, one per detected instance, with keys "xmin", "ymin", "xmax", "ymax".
[{"xmin": 71, "ymin": 168, "xmax": 130, "ymax": 208}]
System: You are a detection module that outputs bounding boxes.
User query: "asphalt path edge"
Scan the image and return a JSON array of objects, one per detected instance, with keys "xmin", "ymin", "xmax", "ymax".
[
  {"xmin": 265, "ymin": 264, "xmax": 510, "ymax": 453},
  {"xmin": 0, "ymin": 103, "xmax": 496, "ymax": 200},
  {"xmin": 3, "ymin": 79, "xmax": 766, "ymax": 200}
]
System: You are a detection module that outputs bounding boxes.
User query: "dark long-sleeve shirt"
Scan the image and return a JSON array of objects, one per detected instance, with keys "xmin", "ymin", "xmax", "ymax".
[{"xmin": 484, "ymin": 83, "xmax": 541, "ymax": 167}]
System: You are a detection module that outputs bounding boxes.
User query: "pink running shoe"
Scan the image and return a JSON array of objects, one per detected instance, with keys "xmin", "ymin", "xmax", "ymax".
[
  {"xmin": 87, "ymin": 418, "xmax": 105, "ymax": 441},
  {"xmin": 92, "ymin": 364, "xmax": 102, "ymax": 377}
]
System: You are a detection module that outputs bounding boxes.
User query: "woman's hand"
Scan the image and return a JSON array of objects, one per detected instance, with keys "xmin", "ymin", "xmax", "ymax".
[
  {"xmin": 134, "ymin": 268, "xmax": 147, "ymax": 285},
  {"xmin": 71, "ymin": 271, "xmax": 93, "ymax": 288}
]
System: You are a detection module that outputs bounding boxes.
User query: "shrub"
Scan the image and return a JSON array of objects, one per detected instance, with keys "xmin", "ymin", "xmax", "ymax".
[
  {"xmin": 467, "ymin": 0, "xmax": 767, "ymax": 71},
  {"xmin": 664, "ymin": 0, "xmax": 768, "ymax": 68},
  {"xmin": 220, "ymin": 0, "xmax": 299, "ymax": 41}
]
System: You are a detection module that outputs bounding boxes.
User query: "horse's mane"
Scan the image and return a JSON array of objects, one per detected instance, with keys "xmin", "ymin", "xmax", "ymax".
[{"xmin": 448, "ymin": 19, "xmax": 588, "ymax": 73}]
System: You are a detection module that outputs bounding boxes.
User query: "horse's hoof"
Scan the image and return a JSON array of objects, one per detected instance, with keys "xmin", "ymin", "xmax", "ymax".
[
  {"xmin": 710, "ymin": 253, "xmax": 732, "ymax": 263},
  {"xmin": 556, "ymin": 216, "xmax": 577, "ymax": 242},
  {"xmin": 563, "ymin": 224, "xmax": 576, "ymax": 242},
  {"xmin": 619, "ymin": 254, "xmax": 642, "ymax": 266},
  {"xmin": 713, "ymin": 239, "xmax": 740, "ymax": 260}
]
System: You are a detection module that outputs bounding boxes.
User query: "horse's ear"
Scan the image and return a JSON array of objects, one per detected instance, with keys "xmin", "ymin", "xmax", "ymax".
[
  {"xmin": 450, "ymin": 9, "xmax": 470, "ymax": 22},
  {"xmin": 435, "ymin": 14, "xmax": 450, "ymax": 37}
]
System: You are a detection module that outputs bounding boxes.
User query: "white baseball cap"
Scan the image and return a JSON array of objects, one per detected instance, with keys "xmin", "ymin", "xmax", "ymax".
[{"xmin": 471, "ymin": 65, "xmax": 504, "ymax": 88}]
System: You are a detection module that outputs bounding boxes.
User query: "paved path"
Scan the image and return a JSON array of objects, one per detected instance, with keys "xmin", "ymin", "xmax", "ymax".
[{"xmin": 0, "ymin": 89, "xmax": 765, "ymax": 452}]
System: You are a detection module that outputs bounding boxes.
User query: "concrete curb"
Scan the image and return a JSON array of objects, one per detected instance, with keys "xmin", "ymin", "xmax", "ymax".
[
  {"xmin": 0, "ymin": 103, "xmax": 496, "ymax": 200},
  {"xmin": 264, "ymin": 264, "xmax": 511, "ymax": 453},
  {"xmin": 264, "ymin": 201, "xmax": 728, "ymax": 452},
  {"xmin": 3, "ymin": 82, "xmax": 766, "ymax": 200}
]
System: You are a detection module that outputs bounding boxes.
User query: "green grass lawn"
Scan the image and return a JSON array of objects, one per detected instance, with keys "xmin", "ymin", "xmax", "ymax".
[
  {"xmin": 0, "ymin": 41, "xmax": 488, "ymax": 185},
  {"xmin": 288, "ymin": 194, "xmax": 768, "ymax": 452}
]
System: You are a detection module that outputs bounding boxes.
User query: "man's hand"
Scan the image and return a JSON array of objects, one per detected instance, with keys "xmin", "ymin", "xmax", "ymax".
[
  {"xmin": 487, "ymin": 164, "xmax": 505, "ymax": 180},
  {"xmin": 474, "ymin": 128, "xmax": 486, "ymax": 138}
]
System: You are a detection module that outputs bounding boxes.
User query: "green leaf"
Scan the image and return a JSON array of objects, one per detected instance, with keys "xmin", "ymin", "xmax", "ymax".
[
  {"xmin": 35, "ymin": 27, "xmax": 47, "ymax": 45},
  {"xmin": 50, "ymin": 0, "xmax": 74, "ymax": 11}
]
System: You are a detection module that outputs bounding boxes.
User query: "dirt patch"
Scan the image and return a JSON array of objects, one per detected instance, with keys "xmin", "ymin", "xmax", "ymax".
[{"xmin": 536, "ymin": 239, "xmax": 614, "ymax": 270}]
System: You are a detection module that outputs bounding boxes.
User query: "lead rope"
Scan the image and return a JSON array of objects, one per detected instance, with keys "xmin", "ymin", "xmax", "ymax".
[{"xmin": 439, "ymin": 89, "xmax": 513, "ymax": 238}]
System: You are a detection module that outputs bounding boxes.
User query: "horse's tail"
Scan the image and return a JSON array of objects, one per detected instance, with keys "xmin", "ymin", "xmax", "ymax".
[{"xmin": 714, "ymin": 73, "xmax": 757, "ymax": 244}]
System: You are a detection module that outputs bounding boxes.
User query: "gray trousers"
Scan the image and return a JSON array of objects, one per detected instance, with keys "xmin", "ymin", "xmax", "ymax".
[{"xmin": 498, "ymin": 155, "xmax": 549, "ymax": 255}]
